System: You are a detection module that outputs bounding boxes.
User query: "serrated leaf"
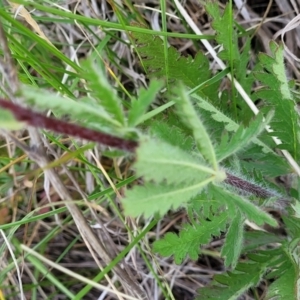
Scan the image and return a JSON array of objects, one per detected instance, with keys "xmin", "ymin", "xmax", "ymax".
[
  {"xmin": 205, "ymin": 3, "xmax": 239, "ymax": 63},
  {"xmin": 21, "ymin": 85, "xmax": 122, "ymax": 129},
  {"xmin": 123, "ymin": 182, "xmax": 205, "ymax": 218},
  {"xmin": 216, "ymin": 112, "xmax": 273, "ymax": 161},
  {"xmin": 149, "ymin": 119, "xmax": 194, "ymax": 152},
  {"xmin": 266, "ymin": 267, "xmax": 299, "ymax": 300},
  {"xmin": 196, "ymin": 261, "xmax": 267, "ymax": 300},
  {"xmin": 239, "ymin": 144, "xmax": 290, "ymax": 177},
  {"xmin": 153, "ymin": 212, "xmax": 228, "ymax": 264},
  {"xmin": 253, "ymin": 41, "xmax": 300, "ymax": 160},
  {"xmin": 193, "ymin": 93, "xmax": 275, "ymax": 154},
  {"xmin": 132, "ymin": 28, "xmax": 211, "ymax": 90},
  {"xmin": 211, "ymin": 185, "xmax": 277, "ymax": 226},
  {"xmin": 81, "ymin": 59, "xmax": 125, "ymax": 125},
  {"xmin": 221, "ymin": 211, "xmax": 244, "ymax": 268},
  {"xmin": 266, "ymin": 241, "xmax": 300, "ymax": 300},
  {"xmin": 173, "ymin": 84, "xmax": 217, "ymax": 169},
  {"xmin": 128, "ymin": 80, "xmax": 163, "ymax": 126},
  {"xmin": 135, "ymin": 137, "xmax": 214, "ymax": 185},
  {"xmin": 0, "ymin": 109, "xmax": 24, "ymax": 130},
  {"xmin": 243, "ymin": 231, "xmax": 283, "ymax": 253}
]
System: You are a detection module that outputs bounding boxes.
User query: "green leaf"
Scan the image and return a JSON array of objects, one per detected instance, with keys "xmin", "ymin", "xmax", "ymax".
[
  {"xmin": 173, "ymin": 84, "xmax": 218, "ymax": 170},
  {"xmin": 243, "ymin": 231, "xmax": 283, "ymax": 252},
  {"xmin": 192, "ymin": 93, "xmax": 275, "ymax": 154},
  {"xmin": 123, "ymin": 182, "xmax": 205, "ymax": 218},
  {"xmin": 253, "ymin": 41, "xmax": 300, "ymax": 160},
  {"xmin": 149, "ymin": 119, "xmax": 194, "ymax": 152},
  {"xmin": 132, "ymin": 29, "xmax": 212, "ymax": 91},
  {"xmin": 21, "ymin": 85, "xmax": 122, "ymax": 129},
  {"xmin": 266, "ymin": 240, "xmax": 300, "ymax": 300},
  {"xmin": 81, "ymin": 59, "xmax": 125, "ymax": 125},
  {"xmin": 205, "ymin": 3, "xmax": 240, "ymax": 63},
  {"xmin": 0, "ymin": 109, "xmax": 24, "ymax": 130},
  {"xmin": 135, "ymin": 137, "xmax": 214, "ymax": 185},
  {"xmin": 196, "ymin": 261, "xmax": 267, "ymax": 300},
  {"xmin": 221, "ymin": 211, "xmax": 244, "ymax": 268},
  {"xmin": 239, "ymin": 144, "xmax": 290, "ymax": 177},
  {"xmin": 211, "ymin": 185, "xmax": 277, "ymax": 226},
  {"xmin": 216, "ymin": 112, "xmax": 273, "ymax": 162},
  {"xmin": 153, "ymin": 212, "xmax": 228, "ymax": 264},
  {"xmin": 128, "ymin": 80, "xmax": 163, "ymax": 126},
  {"xmin": 267, "ymin": 262, "xmax": 299, "ymax": 300}
]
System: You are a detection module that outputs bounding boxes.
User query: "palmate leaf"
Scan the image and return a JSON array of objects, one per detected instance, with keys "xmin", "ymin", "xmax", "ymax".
[
  {"xmin": 153, "ymin": 212, "xmax": 228, "ymax": 264},
  {"xmin": 123, "ymin": 182, "xmax": 205, "ymax": 218},
  {"xmin": 253, "ymin": 41, "xmax": 300, "ymax": 160},
  {"xmin": 216, "ymin": 112, "xmax": 272, "ymax": 162}
]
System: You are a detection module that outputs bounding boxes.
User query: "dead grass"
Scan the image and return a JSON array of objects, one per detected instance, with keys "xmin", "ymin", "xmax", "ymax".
[{"xmin": 0, "ymin": 0, "xmax": 299, "ymax": 299}]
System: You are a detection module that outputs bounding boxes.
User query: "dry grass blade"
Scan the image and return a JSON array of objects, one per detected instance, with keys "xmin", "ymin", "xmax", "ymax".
[{"xmin": 0, "ymin": 20, "xmax": 147, "ymax": 300}]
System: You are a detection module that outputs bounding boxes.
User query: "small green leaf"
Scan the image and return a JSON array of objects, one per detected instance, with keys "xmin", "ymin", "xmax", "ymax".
[
  {"xmin": 211, "ymin": 185, "xmax": 277, "ymax": 227},
  {"xmin": 205, "ymin": 3, "xmax": 240, "ymax": 63},
  {"xmin": 173, "ymin": 84, "xmax": 218, "ymax": 170},
  {"xmin": 216, "ymin": 112, "xmax": 273, "ymax": 162},
  {"xmin": 153, "ymin": 213, "xmax": 228, "ymax": 264},
  {"xmin": 221, "ymin": 211, "xmax": 244, "ymax": 268},
  {"xmin": 193, "ymin": 94, "xmax": 274, "ymax": 154},
  {"xmin": 81, "ymin": 59, "xmax": 125, "ymax": 125},
  {"xmin": 128, "ymin": 80, "xmax": 163, "ymax": 126},
  {"xmin": 243, "ymin": 231, "xmax": 283, "ymax": 252}
]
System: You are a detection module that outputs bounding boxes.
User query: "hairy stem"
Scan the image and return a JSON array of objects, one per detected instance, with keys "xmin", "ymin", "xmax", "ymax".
[{"xmin": 0, "ymin": 98, "xmax": 288, "ymax": 206}]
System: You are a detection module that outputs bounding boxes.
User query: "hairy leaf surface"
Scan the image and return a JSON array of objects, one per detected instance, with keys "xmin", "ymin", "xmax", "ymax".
[
  {"xmin": 211, "ymin": 185, "xmax": 277, "ymax": 226},
  {"xmin": 221, "ymin": 211, "xmax": 244, "ymax": 268},
  {"xmin": 216, "ymin": 112, "xmax": 272, "ymax": 161},
  {"xmin": 173, "ymin": 84, "xmax": 217, "ymax": 169},
  {"xmin": 135, "ymin": 137, "xmax": 213, "ymax": 184},
  {"xmin": 81, "ymin": 59, "xmax": 125, "ymax": 125},
  {"xmin": 123, "ymin": 182, "xmax": 205, "ymax": 217},
  {"xmin": 128, "ymin": 80, "xmax": 163, "ymax": 126}
]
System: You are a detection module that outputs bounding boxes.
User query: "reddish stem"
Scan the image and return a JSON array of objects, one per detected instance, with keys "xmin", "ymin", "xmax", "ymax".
[{"xmin": 0, "ymin": 99, "xmax": 138, "ymax": 152}]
